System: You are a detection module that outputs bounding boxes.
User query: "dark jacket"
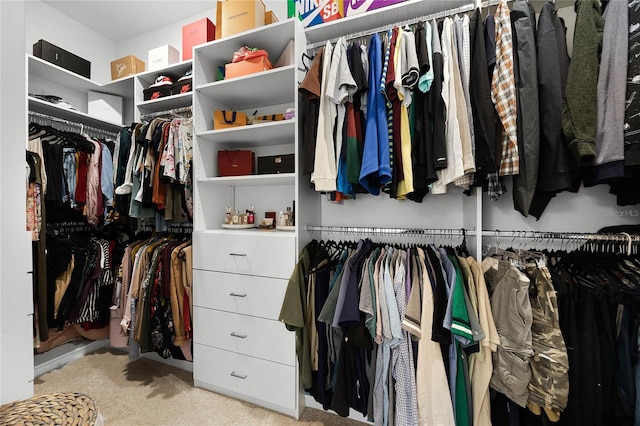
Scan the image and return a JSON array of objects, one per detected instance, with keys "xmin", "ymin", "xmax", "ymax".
[
  {"xmin": 469, "ymin": 8, "xmax": 497, "ymax": 180},
  {"xmin": 511, "ymin": 0, "xmax": 540, "ymax": 217},
  {"xmin": 529, "ymin": 3, "xmax": 575, "ymax": 219},
  {"xmin": 561, "ymin": 0, "xmax": 604, "ymax": 166}
]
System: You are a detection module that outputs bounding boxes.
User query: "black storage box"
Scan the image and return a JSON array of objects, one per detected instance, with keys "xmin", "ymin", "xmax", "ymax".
[
  {"xmin": 172, "ymin": 79, "xmax": 192, "ymax": 95},
  {"xmin": 258, "ymin": 154, "xmax": 295, "ymax": 174},
  {"xmin": 143, "ymin": 86, "xmax": 172, "ymax": 101},
  {"xmin": 33, "ymin": 39, "xmax": 91, "ymax": 79}
]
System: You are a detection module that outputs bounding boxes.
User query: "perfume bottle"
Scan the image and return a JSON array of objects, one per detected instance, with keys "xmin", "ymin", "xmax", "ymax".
[
  {"xmin": 247, "ymin": 205, "xmax": 255, "ymax": 224},
  {"xmin": 224, "ymin": 207, "xmax": 232, "ymax": 224},
  {"xmin": 286, "ymin": 207, "xmax": 293, "ymax": 226}
]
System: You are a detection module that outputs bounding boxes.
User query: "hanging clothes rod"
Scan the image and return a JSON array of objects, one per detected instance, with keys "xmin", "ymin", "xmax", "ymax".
[
  {"xmin": 481, "ymin": 229, "xmax": 640, "ymax": 243},
  {"xmin": 307, "ymin": 4, "xmax": 471, "ymax": 50},
  {"xmin": 306, "ymin": 0, "xmax": 513, "ymax": 51},
  {"xmin": 139, "ymin": 105, "xmax": 193, "ymax": 121},
  {"xmin": 305, "ymin": 225, "xmax": 472, "ymax": 237},
  {"xmin": 28, "ymin": 110, "xmax": 119, "ymax": 138}
]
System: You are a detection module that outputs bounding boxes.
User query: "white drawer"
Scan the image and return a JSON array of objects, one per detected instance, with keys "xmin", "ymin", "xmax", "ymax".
[
  {"xmin": 194, "ymin": 343, "xmax": 296, "ymax": 411},
  {"xmin": 193, "ymin": 307, "xmax": 295, "ymax": 365},
  {"xmin": 193, "ymin": 232, "xmax": 296, "ymax": 279},
  {"xmin": 193, "ymin": 269, "xmax": 287, "ymax": 320}
]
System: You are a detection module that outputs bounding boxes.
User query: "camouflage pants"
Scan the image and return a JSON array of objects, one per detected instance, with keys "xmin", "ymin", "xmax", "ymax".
[{"xmin": 526, "ymin": 263, "xmax": 570, "ymax": 417}]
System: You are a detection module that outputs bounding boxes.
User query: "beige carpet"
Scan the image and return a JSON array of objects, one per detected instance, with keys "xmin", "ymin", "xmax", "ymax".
[{"xmin": 34, "ymin": 348, "xmax": 365, "ymax": 425}]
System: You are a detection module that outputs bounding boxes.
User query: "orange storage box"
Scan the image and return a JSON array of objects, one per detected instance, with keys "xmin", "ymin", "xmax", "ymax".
[{"xmin": 225, "ymin": 56, "xmax": 272, "ymax": 79}]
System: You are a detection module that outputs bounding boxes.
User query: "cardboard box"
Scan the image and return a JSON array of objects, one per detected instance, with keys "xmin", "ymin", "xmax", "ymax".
[
  {"xmin": 225, "ymin": 56, "xmax": 272, "ymax": 79},
  {"xmin": 182, "ymin": 18, "xmax": 216, "ymax": 61},
  {"xmin": 295, "ymin": 0, "xmax": 342, "ymax": 28},
  {"xmin": 343, "ymin": 0, "xmax": 406, "ymax": 16},
  {"xmin": 148, "ymin": 45, "xmax": 180, "ymax": 72},
  {"xmin": 33, "ymin": 39, "xmax": 91, "ymax": 79},
  {"xmin": 111, "ymin": 55, "xmax": 145, "ymax": 80},
  {"xmin": 216, "ymin": 0, "xmax": 266, "ymax": 39},
  {"xmin": 88, "ymin": 91, "xmax": 123, "ymax": 124},
  {"xmin": 265, "ymin": 10, "xmax": 278, "ymax": 25}
]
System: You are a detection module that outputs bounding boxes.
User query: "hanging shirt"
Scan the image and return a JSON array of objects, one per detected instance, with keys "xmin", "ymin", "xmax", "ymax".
[
  {"xmin": 453, "ymin": 14, "xmax": 476, "ymax": 190},
  {"xmin": 407, "ymin": 22, "xmax": 433, "ymax": 202},
  {"xmin": 299, "ymin": 47, "xmax": 324, "ymax": 177},
  {"xmin": 86, "ymin": 139, "xmax": 102, "ymax": 225},
  {"xmin": 359, "ymin": 34, "xmax": 391, "ymax": 194},
  {"xmin": 595, "ymin": 0, "xmax": 627, "ymax": 181},
  {"xmin": 394, "ymin": 28, "xmax": 415, "ymax": 199},
  {"xmin": 511, "ymin": 0, "xmax": 541, "ymax": 217},
  {"xmin": 415, "ymin": 247, "xmax": 456, "ymax": 425},
  {"xmin": 391, "ymin": 250, "xmax": 419, "ymax": 425},
  {"xmin": 432, "ymin": 17, "xmax": 465, "ymax": 194},
  {"xmin": 328, "ymin": 37, "xmax": 357, "ymax": 199},
  {"xmin": 562, "ymin": 0, "xmax": 604, "ymax": 166},
  {"xmin": 311, "ymin": 41, "xmax": 337, "ymax": 192},
  {"xmin": 491, "ymin": 0, "xmax": 520, "ymax": 176}
]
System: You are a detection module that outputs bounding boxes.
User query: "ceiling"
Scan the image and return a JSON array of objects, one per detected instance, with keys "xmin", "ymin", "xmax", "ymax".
[{"xmin": 42, "ymin": 1, "xmax": 215, "ymax": 43}]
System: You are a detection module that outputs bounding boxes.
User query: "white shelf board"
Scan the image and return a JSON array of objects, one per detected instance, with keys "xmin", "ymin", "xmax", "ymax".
[
  {"xmin": 137, "ymin": 92, "xmax": 193, "ymax": 114},
  {"xmin": 195, "ymin": 19, "xmax": 296, "ymax": 65},
  {"xmin": 198, "ymin": 173, "xmax": 295, "ymax": 186},
  {"xmin": 136, "ymin": 60, "xmax": 193, "ymax": 84},
  {"xmin": 195, "ymin": 65, "xmax": 296, "ymax": 110},
  {"xmin": 194, "ymin": 229, "xmax": 297, "ymax": 238},
  {"xmin": 29, "ymin": 96, "xmax": 124, "ymax": 130},
  {"xmin": 197, "ymin": 120, "xmax": 295, "ymax": 146},
  {"xmin": 28, "ymin": 55, "xmax": 133, "ymax": 98},
  {"xmin": 304, "ymin": 0, "xmax": 471, "ymax": 45}
]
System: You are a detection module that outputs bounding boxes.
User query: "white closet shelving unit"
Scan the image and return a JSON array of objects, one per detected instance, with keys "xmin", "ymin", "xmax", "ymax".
[
  {"xmin": 28, "ymin": 54, "xmax": 134, "ymax": 376},
  {"xmin": 28, "ymin": 54, "xmax": 134, "ymax": 129},
  {"xmin": 191, "ymin": 17, "xmax": 307, "ymax": 418},
  {"xmin": 134, "ymin": 59, "xmax": 193, "ymax": 119}
]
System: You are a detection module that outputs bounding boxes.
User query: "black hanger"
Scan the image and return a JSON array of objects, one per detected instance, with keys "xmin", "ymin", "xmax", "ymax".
[{"xmin": 300, "ymin": 52, "xmax": 314, "ymax": 73}]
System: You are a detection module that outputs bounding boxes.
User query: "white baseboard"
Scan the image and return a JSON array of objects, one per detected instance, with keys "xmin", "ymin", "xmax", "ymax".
[{"xmin": 34, "ymin": 339, "xmax": 109, "ymax": 378}]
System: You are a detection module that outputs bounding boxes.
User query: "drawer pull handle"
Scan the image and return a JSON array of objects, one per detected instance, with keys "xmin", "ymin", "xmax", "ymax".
[
  {"xmin": 230, "ymin": 371, "xmax": 248, "ymax": 380},
  {"xmin": 229, "ymin": 253, "xmax": 247, "ymax": 257},
  {"xmin": 229, "ymin": 292, "xmax": 247, "ymax": 297},
  {"xmin": 230, "ymin": 332, "xmax": 247, "ymax": 339}
]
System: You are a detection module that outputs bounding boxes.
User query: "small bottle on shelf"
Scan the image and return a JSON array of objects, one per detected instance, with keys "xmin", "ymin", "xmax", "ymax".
[
  {"xmin": 247, "ymin": 205, "xmax": 255, "ymax": 224},
  {"xmin": 224, "ymin": 207, "xmax": 232, "ymax": 225},
  {"xmin": 286, "ymin": 207, "xmax": 293, "ymax": 226}
]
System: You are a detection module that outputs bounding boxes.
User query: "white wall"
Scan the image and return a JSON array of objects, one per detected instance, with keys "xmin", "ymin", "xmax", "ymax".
[
  {"xmin": 1, "ymin": 0, "xmax": 33, "ymax": 404},
  {"xmin": 115, "ymin": 0, "xmax": 288, "ymax": 72},
  {"xmin": 25, "ymin": 0, "xmax": 118, "ymax": 83}
]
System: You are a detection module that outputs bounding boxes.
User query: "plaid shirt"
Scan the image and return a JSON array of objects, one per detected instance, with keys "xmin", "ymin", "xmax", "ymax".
[
  {"xmin": 487, "ymin": 172, "xmax": 505, "ymax": 201},
  {"xmin": 491, "ymin": 0, "xmax": 520, "ymax": 176}
]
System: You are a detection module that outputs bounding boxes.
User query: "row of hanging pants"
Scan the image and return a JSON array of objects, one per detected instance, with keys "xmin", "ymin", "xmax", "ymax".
[{"xmin": 280, "ymin": 239, "xmax": 640, "ymax": 426}]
